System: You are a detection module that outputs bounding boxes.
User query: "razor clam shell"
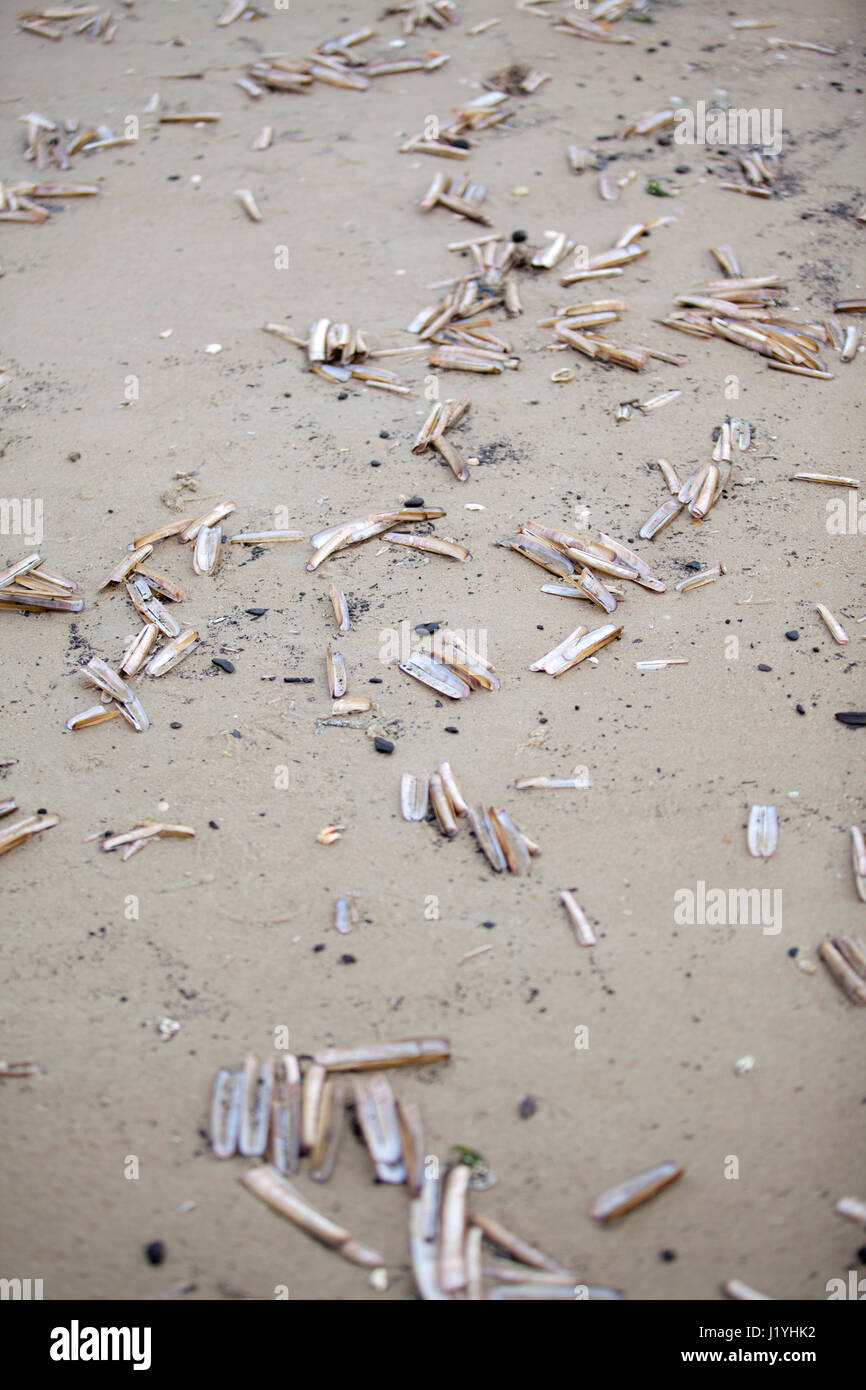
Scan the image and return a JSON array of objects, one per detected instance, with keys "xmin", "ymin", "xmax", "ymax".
[
  {"xmin": 436, "ymin": 646, "xmax": 500, "ymax": 691},
  {"xmin": 851, "ymin": 826, "xmax": 866, "ymax": 900},
  {"xmin": 239, "ymin": 1055, "xmax": 275, "ymax": 1157},
  {"xmin": 0, "ymin": 553, "xmax": 42, "ymax": 588},
  {"xmin": 595, "ymin": 532, "xmax": 653, "ymax": 579},
  {"xmin": 270, "ymin": 1054, "xmax": 302, "ymax": 1174},
  {"xmin": 639, "ymin": 497, "xmax": 683, "ymax": 540},
  {"xmin": 553, "ymin": 623, "xmax": 623, "ymax": 676},
  {"xmin": 210, "ymin": 1067, "xmax": 243, "ymax": 1159},
  {"xmin": 119, "ymin": 623, "xmax": 159, "ymax": 677},
  {"xmin": 723, "ymin": 1279, "xmax": 772, "ymax": 1302},
  {"xmin": 180, "ymin": 502, "xmax": 236, "ymax": 543},
  {"xmin": 505, "ymin": 536, "xmax": 575, "ymax": 579},
  {"xmin": 466, "ymin": 804, "xmax": 507, "ymax": 873},
  {"xmin": 818, "ymin": 940, "xmax": 866, "ymax": 1006},
  {"xmin": 98, "ymin": 543, "xmax": 153, "ymax": 590},
  {"xmin": 396, "ymin": 1100, "xmax": 425, "ymax": 1198},
  {"xmin": 835, "ymin": 1196, "xmax": 866, "ymax": 1226},
  {"xmin": 301, "ymin": 1063, "xmax": 327, "ymax": 1153},
  {"xmin": 0, "ymin": 798, "xmax": 18, "ymax": 819},
  {"xmin": 399, "ymin": 653, "xmax": 472, "ymax": 700},
  {"xmin": 471, "ymin": 1211, "xmax": 562, "ymax": 1272},
  {"xmin": 192, "ymin": 523, "xmax": 221, "ymax": 576},
  {"xmin": 313, "ymin": 1038, "xmax": 451, "ymax": 1072},
  {"xmin": 0, "ymin": 591, "xmax": 84, "ymax": 612},
  {"xmin": 326, "ymin": 646, "xmax": 347, "ymax": 698},
  {"xmin": 747, "ymin": 804, "xmax": 778, "ymax": 859},
  {"xmin": 530, "ymin": 625, "xmax": 589, "ymax": 674},
  {"xmin": 354, "ymin": 1073, "xmax": 406, "ymax": 1184},
  {"xmin": 118, "ymin": 691, "xmax": 150, "ymax": 733},
  {"xmin": 439, "ymin": 1164, "xmax": 471, "ymax": 1294},
  {"xmin": 132, "ymin": 566, "xmax": 186, "ymax": 602},
  {"xmin": 438, "ymin": 762, "xmax": 467, "ymax": 816},
  {"xmin": 429, "ymin": 772, "xmax": 459, "ymax": 837},
  {"xmin": 230, "ymin": 530, "xmax": 304, "ymax": 543},
  {"xmin": 384, "ymin": 531, "xmax": 469, "ymax": 562},
  {"xmin": 401, "ymin": 773, "xmax": 430, "ymax": 822},
  {"xmin": 131, "ymin": 519, "xmax": 191, "ymax": 549},
  {"xmin": 310, "ymin": 1078, "xmax": 346, "ymax": 1182},
  {"xmin": 590, "ymin": 1162, "xmax": 684, "ymax": 1221},
  {"xmin": 834, "ymin": 934, "xmax": 866, "ymax": 980},
  {"xmin": 0, "ymin": 814, "xmax": 59, "ymax": 857},
  {"xmin": 490, "ymin": 807, "xmax": 532, "ymax": 875},
  {"xmin": 66, "ymin": 704, "xmax": 121, "ymax": 731},
  {"xmin": 411, "ymin": 1175, "xmax": 449, "ymax": 1300},
  {"xmin": 241, "ymin": 1166, "xmax": 356, "ymax": 1249},
  {"xmin": 144, "ymin": 629, "xmax": 200, "ymax": 677},
  {"xmin": 328, "ymin": 583, "xmax": 350, "ymax": 633},
  {"xmin": 560, "ymin": 889, "xmax": 596, "ymax": 946},
  {"xmin": 83, "ymin": 656, "xmax": 133, "ymax": 704},
  {"xmin": 334, "ymin": 897, "xmax": 351, "ymax": 934},
  {"xmin": 816, "ymin": 603, "xmax": 849, "ymax": 645},
  {"xmin": 575, "ymin": 566, "xmax": 617, "ymax": 613}
]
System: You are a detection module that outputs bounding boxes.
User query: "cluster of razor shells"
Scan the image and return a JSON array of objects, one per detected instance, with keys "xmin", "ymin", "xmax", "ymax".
[
  {"xmin": 212, "ymin": 1036, "xmax": 690, "ymax": 1297},
  {"xmin": 401, "ymin": 764, "xmax": 537, "ymax": 874}
]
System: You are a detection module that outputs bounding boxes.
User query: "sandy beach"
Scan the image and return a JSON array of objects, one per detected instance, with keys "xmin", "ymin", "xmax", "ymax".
[{"xmin": 1, "ymin": 0, "xmax": 864, "ymax": 1303}]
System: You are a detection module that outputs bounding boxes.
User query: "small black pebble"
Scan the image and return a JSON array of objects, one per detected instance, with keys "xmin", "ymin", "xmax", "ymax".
[
  {"xmin": 785, "ymin": 630, "xmax": 799, "ymax": 641},
  {"xmin": 369, "ymin": 676, "xmax": 383, "ymax": 684},
  {"xmin": 337, "ymin": 391, "xmax": 348, "ymax": 400},
  {"xmin": 857, "ymin": 1246, "xmax": 866, "ymax": 1264},
  {"xmin": 415, "ymin": 621, "xmax": 440, "ymax": 635},
  {"xmin": 145, "ymin": 1241, "xmax": 165, "ymax": 1266},
  {"xmin": 511, "ymin": 229, "xmax": 528, "ymax": 242},
  {"xmin": 167, "ymin": 174, "xmax": 180, "ymax": 181},
  {"xmin": 170, "ymin": 721, "xmax": 182, "ymax": 730},
  {"xmin": 370, "ymin": 459, "xmax": 381, "ymax": 468},
  {"xmin": 212, "ymin": 658, "xmax": 235, "ymax": 674},
  {"xmin": 757, "ymin": 663, "xmax": 772, "ymax": 672},
  {"xmin": 787, "ymin": 947, "xmax": 798, "ymax": 958},
  {"xmin": 405, "ymin": 496, "xmax": 424, "ymax": 507},
  {"xmin": 209, "ymin": 820, "xmax": 219, "ymax": 830},
  {"xmin": 379, "ymin": 430, "xmax": 390, "ymax": 439},
  {"xmin": 313, "ymin": 943, "xmax": 325, "ymax": 952},
  {"xmin": 482, "ymin": 920, "xmax": 495, "ymax": 929},
  {"xmin": 284, "ymin": 676, "xmax": 315, "ymax": 684},
  {"xmin": 374, "ymin": 736, "xmax": 395, "ymax": 754},
  {"xmin": 675, "ymin": 164, "xmax": 690, "ymax": 174},
  {"xmin": 796, "ymin": 703, "xmax": 806, "ymax": 715},
  {"xmin": 444, "ymin": 726, "xmax": 458, "ymax": 734},
  {"xmin": 450, "ymin": 137, "xmax": 470, "ymax": 149},
  {"xmin": 37, "ymin": 808, "xmax": 47, "ymax": 815},
  {"xmin": 660, "ymin": 1249, "xmax": 677, "ymax": 1263},
  {"xmin": 684, "ymin": 560, "xmax": 703, "ymax": 570},
  {"xmin": 339, "ymin": 953, "xmax": 357, "ymax": 964},
  {"xmin": 247, "ymin": 607, "xmax": 267, "ymax": 617},
  {"xmin": 230, "ymin": 729, "xmax": 241, "ymax": 739},
  {"xmin": 518, "ymin": 1096, "xmax": 537, "ymax": 1120}
]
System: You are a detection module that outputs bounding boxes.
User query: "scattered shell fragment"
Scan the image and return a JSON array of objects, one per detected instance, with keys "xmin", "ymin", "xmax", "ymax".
[
  {"xmin": 326, "ymin": 646, "xmax": 347, "ymax": 698},
  {"xmin": 816, "ymin": 604, "xmax": 849, "ymax": 644},
  {"xmin": 818, "ymin": 938, "xmax": 866, "ymax": 1006},
  {"xmin": 401, "ymin": 773, "xmax": 430, "ymax": 822},
  {"xmin": 0, "ymin": 813, "xmax": 59, "ymax": 858},
  {"xmin": 145, "ymin": 629, "xmax": 200, "ymax": 677},
  {"xmin": 560, "ymin": 890, "xmax": 596, "ymax": 946}
]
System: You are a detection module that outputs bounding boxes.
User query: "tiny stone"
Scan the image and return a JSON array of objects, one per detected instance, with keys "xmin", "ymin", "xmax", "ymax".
[
  {"xmin": 788, "ymin": 947, "xmax": 798, "ymax": 957},
  {"xmin": 796, "ymin": 703, "xmax": 806, "ymax": 715},
  {"xmin": 313, "ymin": 943, "xmax": 325, "ymax": 952},
  {"xmin": 284, "ymin": 676, "xmax": 314, "ymax": 684},
  {"xmin": 370, "ymin": 459, "xmax": 381, "ymax": 468},
  {"xmin": 209, "ymin": 820, "xmax": 219, "ymax": 830},
  {"xmin": 379, "ymin": 430, "xmax": 390, "ymax": 439},
  {"xmin": 444, "ymin": 726, "xmax": 459, "ymax": 734},
  {"xmin": 405, "ymin": 496, "xmax": 424, "ymax": 507},
  {"xmin": 785, "ymin": 630, "xmax": 799, "ymax": 641},
  {"xmin": 757, "ymin": 663, "xmax": 772, "ymax": 672},
  {"xmin": 450, "ymin": 137, "xmax": 470, "ymax": 149},
  {"xmin": 170, "ymin": 722, "xmax": 182, "ymax": 729},
  {"xmin": 212, "ymin": 658, "xmax": 235, "ymax": 674},
  {"xmin": 340, "ymin": 953, "xmax": 357, "ymax": 964},
  {"xmin": 674, "ymin": 164, "xmax": 690, "ymax": 174},
  {"xmin": 660, "ymin": 1249, "xmax": 677, "ymax": 1262},
  {"xmin": 337, "ymin": 391, "xmax": 348, "ymax": 400},
  {"xmin": 511, "ymin": 229, "xmax": 528, "ymax": 242},
  {"xmin": 374, "ymin": 736, "xmax": 395, "ymax": 754},
  {"xmin": 482, "ymin": 920, "xmax": 495, "ymax": 929},
  {"xmin": 369, "ymin": 676, "xmax": 383, "ymax": 684},
  {"xmin": 518, "ymin": 1096, "xmax": 537, "ymax": 1120},
  {"xmin": 247, "ymin": 607, "xmax": 267, "ymax": 617},
  {"xmin": 145, "ymin": 1241, "xmax": 165, "ymax": 1266}
]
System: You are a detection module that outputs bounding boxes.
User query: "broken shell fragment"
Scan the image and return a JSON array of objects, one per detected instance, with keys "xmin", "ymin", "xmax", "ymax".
[
  {"xmin": 0, "ymin": 813, "xmax": 59, "ymax": 857},
  {"xmin": 353, "ymin": 1073, "xmax": 406, "ymax": 1184},
  {"xmin": 328, "ymin": 583, "xmax": 350, "ymax": 633},
  {"xmin": 241, "ymin": 1166, "xmax": 385, "ymax": 1267},
  {"xmin": 66, "ymin": 704, "xmax": 121, "ymax": 732},
  {"xmin": 819, "ymin": 938, "xmax": 866, "ymax": 1006},
  {"xmin": 313, "ymin": 1038, "xmax": 451, "ymax": 1072},
  {"xmin": 399, "ymin": 652, "xmax": 472, "ymax": 700},
  {"xmin": 816, "ymin": 603, "xmax": 849, "ymax": 645},
  {"xmin": 326, "ymin": 646, "xmax": 347, "ymax": 698}
]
